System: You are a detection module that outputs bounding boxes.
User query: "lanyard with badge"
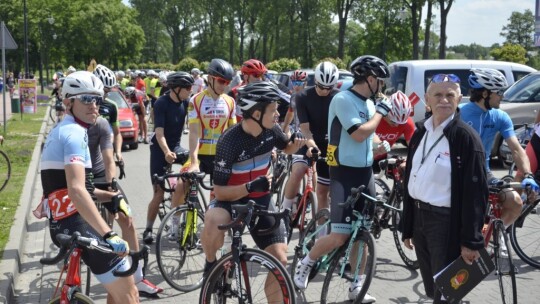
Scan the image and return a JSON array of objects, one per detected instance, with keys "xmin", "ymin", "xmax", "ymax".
[{"xmin": 420, "ymin": 131, "xmax": 445, "ymax": 166}]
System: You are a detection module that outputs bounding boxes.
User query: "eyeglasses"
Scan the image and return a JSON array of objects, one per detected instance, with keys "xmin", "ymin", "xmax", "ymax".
[
  {"xmin": 316, "ymin": 83, "xmax": 333, "ymax": 91},
  {"xmin": 292, "ymin": 80, "xmax": 305, "ymax": 86},
  {"xmin": 213, "ymin": 76, "xmax": 231, "ymax": 85},
  {"xmin": 430, "ymin": 74, "xmax": 461, "ymax": 84},
  {"xmin": 70, "ymin": 94, "xmax": 103, "ymax": 105}
]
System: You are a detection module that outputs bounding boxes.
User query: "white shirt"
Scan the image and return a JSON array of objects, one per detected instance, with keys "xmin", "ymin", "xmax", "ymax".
[
  {"xmin": 408, "ymin": 115, "xmax": 454, "ymax": 208},
  {"xmin": 193, "ymin": 77, "xmax": 205, "ymax": 94}
]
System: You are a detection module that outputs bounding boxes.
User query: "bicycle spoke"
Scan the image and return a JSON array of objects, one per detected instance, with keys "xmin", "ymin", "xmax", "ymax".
[{"xmin": 494, "ymin": 222, "xmax": 517, "ymax": 304}]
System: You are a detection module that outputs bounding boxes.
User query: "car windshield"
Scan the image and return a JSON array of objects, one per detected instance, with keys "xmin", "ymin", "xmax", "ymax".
[
  {"xmin": 106, "ymin": 91, "xmax": 129, "ymax": 109},
  {"xmin": 503, "ymin": 74, "xmax": 540, "ymax": 103}
]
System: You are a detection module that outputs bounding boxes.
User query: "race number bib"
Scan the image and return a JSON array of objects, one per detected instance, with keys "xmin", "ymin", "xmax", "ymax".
[
  {"xmin": 326, "ymin": 144, "xmax": 339, "ymax": 167},
  {"xmin": 47, "ymin": 189, "xmax": 78, "ymax": 220}
]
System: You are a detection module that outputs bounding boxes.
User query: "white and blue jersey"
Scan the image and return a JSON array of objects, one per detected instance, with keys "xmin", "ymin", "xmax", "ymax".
[
  {"xmin": 327, "ymin": 89, "xmax": 376, "ymax": 168},
  {"xmin": 459, "ymin": 102, "xmax": 514, "ymax": 171}
]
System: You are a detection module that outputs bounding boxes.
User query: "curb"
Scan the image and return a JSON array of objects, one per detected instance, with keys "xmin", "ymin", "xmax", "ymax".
[{"xmin": 0, "ymin": 109, "xmax": 50, "ymax": 304}]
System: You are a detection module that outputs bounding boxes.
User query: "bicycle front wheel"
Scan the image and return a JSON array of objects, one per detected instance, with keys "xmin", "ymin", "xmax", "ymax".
[
  {"xmin": 200, "ymin": 248, "xmax": 296, "ymax": 304},
  {"xmin": 494, "ymin": 221, "xmax": 517, "ymax": 304},
  {"xmin": 391, "ymin": 195, "xmax": 419, "ymax": 270},
  {"xmin": 0, "ymin": 150, "xmax": 11, "ymax": 192},
  {"xmin": 48, "ymin": 292, "xmax": 94, "ymax": 304},
  {"xmin": 509, "ymin": 200, "xmax": 540, "ymax": 269},
  {"xmin": 321, "ymin": 230, "xmax": 376, "ymax": 304},
  {"xmin": 156, "ymin": 206, "xmax": 206, "ymax": 292}
]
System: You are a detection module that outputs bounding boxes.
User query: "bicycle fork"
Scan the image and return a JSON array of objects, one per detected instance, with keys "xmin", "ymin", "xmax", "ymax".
[{"xmin": 340, "ymin": 229, "xmax": 368, "ymax": 282}]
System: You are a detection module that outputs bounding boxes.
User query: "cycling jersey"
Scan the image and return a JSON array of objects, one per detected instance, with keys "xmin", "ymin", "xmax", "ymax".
[
  {"xmin": 213, "ymin": 124, "xmax": 289, "ymax": 199},
  {"xmin": 136, "ymin": 78, "xmax": 146, "ymax": 93},
  {"xmin": 375, "ymin": 117, "xmax": 415, "ymax": 161},
  {"xmin": 98, "ymin": 99, "xmax": 119, "ymax": 128},
  {"xmin": 128, "ymin": 89, "xmax": 146, "ymax": 115},
  {"xmin": 87, "ymin": 117, "xmax": 113, "ymax": 176},
  {"xmin": 151, "ymin": 94, "xmax": 188, "ymax": 149},
  {"xmin": 120, "ymin": 78, "xmax": 130, "ymax": 90},
  {"xmin": 328, "ymin": 89, "xmax": 376, "ymax": 168},
  {"xmin": 188, "ymin": 90, "xmax": 236, "ymax": 155},
  {"xmin": 192, "ymin": 77, "xmax": 205, "ymax": 94},
  {"xmin": 459, "ymin": 102, "xmax": 515, "ymax": 171}
]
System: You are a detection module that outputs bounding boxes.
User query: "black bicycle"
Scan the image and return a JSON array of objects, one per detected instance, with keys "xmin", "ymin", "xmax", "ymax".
[{"xmin": 0, "ymin": 136, "xmax": 10, "ymax": 192}]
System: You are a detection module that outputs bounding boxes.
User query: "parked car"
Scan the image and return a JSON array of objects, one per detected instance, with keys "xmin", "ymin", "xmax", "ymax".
[
  {"xmin": 277, "ymin": 69, "xmax": 353, "ymax": 91},
  {"xmin": 106, "ymin": 88, "xmax": 139, "ymax": 150}
]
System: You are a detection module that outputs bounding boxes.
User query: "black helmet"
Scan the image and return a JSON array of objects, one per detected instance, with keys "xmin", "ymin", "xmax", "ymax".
[
  {"xmin": 237, "ymin": 81, "xmax": 281, "ymax": 114},
  {"xmin": 167, "ymin": 72, "xmax": 194, "ymax": 88},
  {"xmin": 350, "ymin": 55, "xmax": 389, "ymax": 79},
  {"xmin": 207, "ymin": 58, "xmax": 235, "ymax": 81}
]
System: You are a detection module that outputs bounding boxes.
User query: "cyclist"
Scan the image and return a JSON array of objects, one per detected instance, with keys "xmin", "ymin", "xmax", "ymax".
[
  {"xmin": 40, "ymin": 71, "xmax": 138, "ymax": 302},
  {"xmin": 293, "ymin": 56, "xmax": 391, "ymax": 303},
  {"xmin": 282, "ymin": 69, "xmax": 307, "ymax": 134},
  {"xmin": 143, "ymin": 72, "xmax": 194, "ymax": 244},
  {"xmin": 200, "ymin": 81, "xmax": 305, "ymax": 303},
  {"xmin": 460, "ymin": 68, "xmax": 538, "ymax": 227},
  {"xmin": 124, "ymin": 86, "xmax": 149, "ymax": 144},
  {"xmin": 87, "ymin": 116, "xmax": 163, "ymax": 296},
  {"xmin": 93, "ymin": 64, "xmax": 124, "ymax": 163},
  {"xmin": 51, "ymin": 72, "xmax": 66, "ymax": 121},
  {"xmin": 117, "ymin": 71, "xmax": 128, "ymax": 90},
  {"xmin": 373, "ymin": 90, "xmax": 415, "ymax": 170},
  {"xmin": 230, "ymin": 59, "xmax": 267, "ymax": 121},
  {"xmin": 66, "ymin": 65, "xmax": 76, "ymax": 75},
  {"xmin": 280, "ymin": 62, "xmax": 339, "ymax": 230},
  {"xmin": 170, "ymin": 59, "xmax": 236, "ymax": 217},
  {"xmin": 191, "ymin": 68, "xmax": 205, "ymax": 94}
]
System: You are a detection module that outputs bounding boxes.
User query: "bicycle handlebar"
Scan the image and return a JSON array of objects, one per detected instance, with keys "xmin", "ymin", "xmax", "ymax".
[
  {"xmin": 338, "ymin": 185, "xmax": 402, "ymax": 213},
  {"xmin": 152, "ymin": 171, "xmax": 212, "ymax": 192},
  {"xmin": 217, "ymin": 200, "xmax": 290, "ymax": 235},
  {"xmin": 489, "ymin": 180, "xmax": 524, "ymax": 193},
  {"xmin": 40, "ymin": 232, "xmax": 149, "ymax": 277}
]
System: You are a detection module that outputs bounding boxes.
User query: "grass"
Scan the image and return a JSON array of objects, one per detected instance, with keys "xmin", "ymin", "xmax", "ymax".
[{"xmin": 0, "ymin": 100, "xmax": 48, "ymax": 257}]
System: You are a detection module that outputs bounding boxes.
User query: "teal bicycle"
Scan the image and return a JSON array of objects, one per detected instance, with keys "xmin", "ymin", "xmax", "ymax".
[{"xmin": 291, "ymin": 184, "xmax": 401, "ymax": 303}]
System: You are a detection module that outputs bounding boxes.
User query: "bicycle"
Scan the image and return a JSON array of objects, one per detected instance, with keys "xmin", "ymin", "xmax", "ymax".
[
  {"xmin": 40, "ymin": 231, "xmax": 148, "ymax": 304},
  {"xmin": 483, "ymin": 180, "xmax": 519, "ymax": 304},
  {"xmin": 0, "ymin": 136, "xmax": 11, "ymax": 192},
  {"xmin": 291, "ymin": 185, "xmax": 397, "ymax": 303},
  {"xmin": 154, "ymin": 170, "xmax": 209, "ymax": 292},
  {"xmin": 509, "ymin": 191, "xmax": 540, "ymax": 269},
  {"xmin": 373, "ymin": 156, "xmax": 419, "ymax": 269},
  {"xmin": 153, "ymin": 150, "xmax": 190, "ymax": 221},
  {"xmin": 49, "ymin": 96, "xmax": 65, "ymax": 124},
  {"xmin": 504, "ymin": 123, "xmax": 533, "ymax": 177},
  {"xmin": 199, "ymin": 201, "xmax": 296, "ymax": 304},
  {"xmin": 270, "ymin": 150, "xmax": 292, "ymax": 208}
]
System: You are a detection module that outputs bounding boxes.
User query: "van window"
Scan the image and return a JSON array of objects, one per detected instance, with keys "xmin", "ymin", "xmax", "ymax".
[
  {"xmin": 386, "ymin": 65, "xmax": 407, "ymax": 95},
  {"xmin": 513, "ymin": 71, "xmax": 530, "ymax": 82}
]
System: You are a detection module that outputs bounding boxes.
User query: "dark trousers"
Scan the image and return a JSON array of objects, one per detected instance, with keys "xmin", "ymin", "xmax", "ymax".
[{"xmin": 413, "ymin": 207, "xmax": 451, "ymax": 304}]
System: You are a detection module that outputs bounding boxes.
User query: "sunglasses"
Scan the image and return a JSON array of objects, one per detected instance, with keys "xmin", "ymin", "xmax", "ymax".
[
  {"xmin": 430, "ymin": 74, "xmax": 461, "ymax": 84},
  {"xmin": 213, "ymin": 76, "xmax": 231, "ymax": 85},
  {"xmin": 70, "ymin": 94, "xmax": 103, "ymax": 105},
  {"xmin": 292, "ymin": 80, "xmax": 305, "ymax": 86},
  {"xmin": 492, "ymin": 89, "xmax": 504, "ymax": 96},
  {"xmin": 316, "ymin": 83, "xmax": 333, "ymax": 91}
]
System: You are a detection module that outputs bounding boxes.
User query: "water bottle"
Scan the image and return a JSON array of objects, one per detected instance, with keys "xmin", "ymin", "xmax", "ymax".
[{"xmin": 221, "ymin": 232, "xmax": 232, "ymax": 255}]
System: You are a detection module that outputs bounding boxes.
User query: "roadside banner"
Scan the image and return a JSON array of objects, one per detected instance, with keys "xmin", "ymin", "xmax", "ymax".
[{"xmin": 18, "ymin": 79, "xmax": 37, "ymax": 113}]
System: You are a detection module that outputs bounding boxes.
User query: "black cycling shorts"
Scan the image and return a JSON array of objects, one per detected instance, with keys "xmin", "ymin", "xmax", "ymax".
[
  {"xmin": 293, "ymin": 145, "xmax": 330, "ymax": 185},
  {"xmin": 132, "ymin": 103, "xmax": 142, "ymax": 116},
  {"xmin": 49, "ymin": 213, "xmax": 124, "ymax": 275},
  {"xmin": 329, "ymin": 165, "xmax": 375, "ymax": 234},
  {"xmin": 198, "ymin": 155, "xmax": 215, "ymax": 180},
  {"xmin": 210, "ymin": 195, "xmax": 287, "ymax": 249}
]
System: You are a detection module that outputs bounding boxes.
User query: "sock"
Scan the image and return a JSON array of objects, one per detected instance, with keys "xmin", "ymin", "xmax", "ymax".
[
  {"xmin": 134, "ymin": 263, "xmax": 144, "ymax": 283},
  {"xmin": 281, "ymin": 197, "xmax": 296, "ymax": 211},
  {"xmin": 301, "ymin": 255, "xmax": 316, "ymax": 267},
  {"xmin": 145, "ymin": 221, "xmax": 154, "ymax": 231}
]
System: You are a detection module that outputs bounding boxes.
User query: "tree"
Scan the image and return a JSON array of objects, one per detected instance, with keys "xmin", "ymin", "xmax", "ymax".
[
  {"xmin": 403, "ymin": 0, "xmax": 424, "ymax": 60},
  {"xmin": 490, "ymin": 43, "xmax": 527, "ymax": 64},
  {"xmin": 335, "ymin": 0, "xmax": 358, "ymax": 59},
  {"xmin": 500, "ymin": 9, "xmax": 535, "ymax": 50},
  {"xmin": 422, "ymin": 0, "xmax": 435, "ymax": 59},
  {"xmin": 438, "ymin": 0, "xmax": 454, "ymax": 59}
]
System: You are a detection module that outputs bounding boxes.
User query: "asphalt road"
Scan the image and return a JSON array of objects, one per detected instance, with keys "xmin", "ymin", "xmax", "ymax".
[{"xmin": 12, "ymin": 138, "xmax": 540, "ymax": 303}]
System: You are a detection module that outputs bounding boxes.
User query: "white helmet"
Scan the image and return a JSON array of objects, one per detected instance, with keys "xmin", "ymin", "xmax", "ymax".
[
  {"xmin": 93, "ymin": 64, "xmax": 117, "ymax": 89},
  {"xmin": 388, "ymin": 91, "xmax": 412, "ymax": 124},
  {"xmin": 191, "ymin": 68, "xmax": 201, "ymax": 75},
  {"xmin": 67, "ymin": 66, "xmax": 76, "ymax": 74},
  {"xmin": 62, "ymin": 71, "xmax": 104, "ymax": 99},
  {"xmin": 148, "ymin": 69, "xmax": 157, "ymax": 77},
  {"xmin": 124, "ymin": 86, "xmax": 136, "ymax": 97},
  {"xmin": 314, "ymin": 61, "xmax": 339, "ymax": 87},
  {"xmin": 117, "ymin": 70, "xmax": 125, "ymax": 78},
  {"xmin": 158, "ymin": 71, "xmax": 168, "ymax": 82},
  {"xmin": 468, "ymin": 68, "xmax": 508, "ymax": 91}
]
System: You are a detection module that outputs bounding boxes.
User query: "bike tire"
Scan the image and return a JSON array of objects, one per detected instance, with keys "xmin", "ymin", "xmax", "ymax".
[
  {"xmin": 321, "ymin": 230, "xmax": 377, "ymax": 304},
  {"xmin": 0, "ymin": 150, "xmax": 11, "ymax": 192},
  {"xmin": 291, "ymin": 208, "xmax": 331, "ymax": 280},
  {"xmin": 48, "ymin": 292, "xmax": 94, "ymax": 304},
  {"xmin": 509, "ymin": 200, "xmax": 540, "ymax": 269},
  {"xmin": 289, "ymin": 191, "xmax": 318, "ymax": 242},
  {"xmin": 156, "ymin": 205, "xmax": 206, "ymax": 292},
  {"xmin": 390, "ymin": 194, "xmax": 419, "ymax": 270},
  {"xmin": 49, "ymin": 105, "xmax": 56, "ymax": 124},
  {"xmin": 199, "ymin": 248, "xmax": 296, "ymax": 304},
  {"xmin": 494, "ymin": 221, "xmax": 517, "ymax": 304}
]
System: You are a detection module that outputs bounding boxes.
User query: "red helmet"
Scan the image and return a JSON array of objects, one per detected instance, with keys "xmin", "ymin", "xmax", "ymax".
[
  {"xmin": 291, "ymin": 70, "xmax": 307, "ymax": 81},
  {"xmin": 388, "ymin": 91, "xmax": 412, "ymax": 124},
  {"xmin": 241, "ymin": 59, "xmax": 267, "ymax": 76}
]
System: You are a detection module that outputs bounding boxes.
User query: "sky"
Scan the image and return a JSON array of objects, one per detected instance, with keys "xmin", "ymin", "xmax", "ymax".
[{"xmin": 442, "ymin": 0, "xmax": 535, "ymax": 46}]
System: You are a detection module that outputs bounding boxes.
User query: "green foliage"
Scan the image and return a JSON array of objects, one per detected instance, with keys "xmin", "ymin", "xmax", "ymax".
[
  {"xmin": 199, "ymin": 61, "xmax": 210, "ymax": 74},
  {"xmin": 448, "ymin": 44, "xmax": 490, "ymax": 60},
  {"xmin": 266, "ymin": 58, "xmax": 301, "ymax": 72},
  {"xmin": 500, "ymin": 9, "xmax": 535, "ymax": 50},
  {"xmin": 317, "ymin": 58, "xmax": 347, "ymax": 69},
  {"xmin": 175, "ymin": 57, "xmax": 200, "ymax": 72},
  {"xmin": 490, "ymin": 43, "xmax": 528, "ymax": 64}
]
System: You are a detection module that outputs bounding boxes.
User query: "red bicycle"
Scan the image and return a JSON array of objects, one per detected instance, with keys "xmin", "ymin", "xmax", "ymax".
[{"xmin": 40, "ymin": 232, "xmax": 148, "ymax": 304}]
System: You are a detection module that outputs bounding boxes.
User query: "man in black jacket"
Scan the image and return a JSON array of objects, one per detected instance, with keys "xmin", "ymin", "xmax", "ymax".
[{"xmin": 402, "ymin": 74, "xmax": 488, "ymax": 303}]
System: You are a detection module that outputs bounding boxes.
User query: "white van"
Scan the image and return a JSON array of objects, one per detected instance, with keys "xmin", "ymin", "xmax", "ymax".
[{"xmin": 385, "ymin": 60, "xmax": 537, "ymax": 121}]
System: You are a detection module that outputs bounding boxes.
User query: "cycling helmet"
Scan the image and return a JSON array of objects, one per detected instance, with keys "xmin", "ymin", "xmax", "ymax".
[
  {"xmin": 53, "ymin": 71, "xmax": 64, "ymax": 81},
  {"xmin": 167, "ymin": 72, "xmax": 194, "ymax": 88},
  {"xmin": 130, "ymin": 71, "xmax": 137, "ymax": 78},
  {"xmin": 388, "ymin": 91, "xmax": 412, "ymax": 124},
  {"xmin": 191, "ymin": 68, "xmax": 201, "ymax": 75},
  {"xmin": 207, "ymin": 58, "xmax": 235, "ymax": 81},
  {"xmin": 139, "ymin": 71, "xmax": 146, "ymax": 77},
  {"xmin": 93, "ymin": 64, "xmax": 117, "ymax": 89},
  {"xmin": 237, "ymin": 81, "xmax": 281, "ymax": 113},
  {"xmin": 315, "ymin": 62, "xmax": 339, "ymax": 86},
  {"xmin": 147, "ymin": 69, "xmax": 157, "ymax": 77},
  {"xmin": 350, "ymin": 55, "xmax": 389, "ymax": 79},
  {"xmin": 291, "ymin": 70, "xmax": 308, "ymax": 82},
  {"xmin": 158, "ymin": 71, "xmax": 168, "ymax": 82},
  {"xmin": 62, "ymin": 71, "xmax": 104, "ymax": 99},
  {"xmin": 124, "ymin": 86, "xmax": 136, "ymax": 97},
  {"xmin": 117, "ymin": 71, "xmax": 125, "ymax": 78},
  {"xmin": 67, "ymin": 66, "xmax": 76, "ymax": 74},
  {"xmin": 468, "ymin": 68, "xmax": 508, "ymax": 91},
  {"xmin": 241, "ymin": 59, "xmax": 267, "ymax": 76}
]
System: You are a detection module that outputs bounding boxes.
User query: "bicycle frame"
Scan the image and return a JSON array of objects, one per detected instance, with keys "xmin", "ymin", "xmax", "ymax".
[
  {"xmin": 180, "ymin": 177, "xmax": 206, "ymax": 248},
  {"xmin": 483, "ymin": 192, "xmax": 503, "ymax": 248},
  {"xmin": 53, "ymin": 247, "xmax": 84, "ymax": 302},
  {"xmin": 292, "ymin": 158, "xmax": 317, "ymax": 233}
]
